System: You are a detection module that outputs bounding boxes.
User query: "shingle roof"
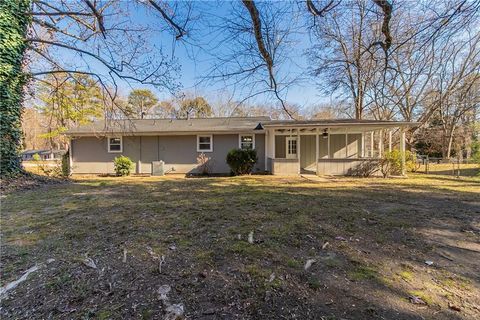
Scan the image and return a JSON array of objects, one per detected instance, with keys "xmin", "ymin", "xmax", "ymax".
[
  {"xmin": 65, "ymin": 117, "xmax": 419, "ymax": 136},
  {"xmin": 65, "ymin": 117, "xmax": 271, "ymax": 135}
]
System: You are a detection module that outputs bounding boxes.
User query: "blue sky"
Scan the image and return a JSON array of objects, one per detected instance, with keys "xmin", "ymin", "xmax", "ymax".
[
  {"xmin": 122, "ymin": 1, "xmax": 327, "ymax": 108},
  {"xmin": 32, "ymin": 1, "xmax": 329, "ymax": 111}
]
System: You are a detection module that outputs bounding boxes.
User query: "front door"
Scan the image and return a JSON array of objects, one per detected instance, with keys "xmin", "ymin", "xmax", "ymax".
[{"xmin": 286, "ymin": 137, "xmax": 297, "ymax": 159}]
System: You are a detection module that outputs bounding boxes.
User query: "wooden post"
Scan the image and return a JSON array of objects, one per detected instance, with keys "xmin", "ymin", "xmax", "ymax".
[
  {"xmin": 272, "ymin": 129, "xmax": 275, "ymax": 160},
  {"xmin": 68, "ymin": 137, "xmax": 73, "ymax": 175},
  {"xmin": 370, "ymin": 131, "xmax": 374, "ymax": 158},
  {"xmin": 388, "ymin": 130, "xmax": 392, "ymax": 152},
  {"xmin": 378, "ymin": 129, "xmax": 383, "ymax": 158},
  {"xmin": 345, "ymin": 128, "xmax": 348, "ymax": 158},
  {"xmin": 400, "ymin": 127, "xmax": 406, "ymax": 176},
  {"xmin": 297, "ymin": 128, "xmax": 300, "ymax": 174},
  {"xmin": 264, "ymin": 130, "xmax": 268, "ymax": 171},
  {"xmin": 315, "ymin": 128, "xmax": 319, "ymax": 175},
  {"xmin": 327, "ymin": 129, "xmax": 331, "ymax": 158},
  {"xmin": 361, "ymin": 132, "xmax": 365, "ymax": 158}
]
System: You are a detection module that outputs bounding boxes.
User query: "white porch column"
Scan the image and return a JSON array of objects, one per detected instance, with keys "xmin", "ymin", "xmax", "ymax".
[
  {"xmin": 264, "ymin": 129, "xmax": 268, "ymax": 171},
  {"xmin": 327, "ymin": 129, "xmax": 331, "ymax": 158},
  {"xmin": 272, "ymin": 129, "xmax": 275, "ymax": 160},
  {"xmin": 400, "ymin": 127, "xmax": 406, "ymax": 176},
  {"xmin": 297, "ymin": 128, "xmax": 300, "ymax": 174},
  {"xmin": 361, "ymin": 132, "xmax": 365, "ymax": 158},
  {"xmin": 370, "ymin": 131, "xmax": 374, "ymax": 157},
  {"xmin": 388, "ymin": 130, "xmax": 392, "ymax": 152},
  {"xmin": 378, "ymin": 129, "xmax": 383, "ymax": 158},
  {"xmin": 315, "ymin": 128, "xmax": 319, "ymax": 175},
  {"xmin": 345, "ymin": 128, "xmax": 349, "ymax": 158},
  {"xmin": 68, "ymin": 137, "xmax": 73, "ymax": 175}
]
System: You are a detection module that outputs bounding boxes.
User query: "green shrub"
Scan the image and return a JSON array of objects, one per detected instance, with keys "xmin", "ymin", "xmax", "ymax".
[
  {"xmin": 380, "ymin": 150, "xmax": 417, "ymax": 177},
  {"xmin": 32, "ymin": 153, "xmax": 41, "ymax": 161},
  {"xmin": 226, "ymin": 148, "xmax": 257, "ymax": 175},
  {"xmin": 113, "ymin": 156, "xmax": 134, "ymax": 176}
]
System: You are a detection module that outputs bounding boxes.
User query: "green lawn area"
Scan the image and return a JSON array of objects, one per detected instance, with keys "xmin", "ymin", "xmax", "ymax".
[{"xmin": 1, "ymin": 173, "xmax": 479, "ymax": 319}]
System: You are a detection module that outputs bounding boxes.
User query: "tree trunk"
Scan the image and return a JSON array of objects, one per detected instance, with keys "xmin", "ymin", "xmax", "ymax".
[
  {"xmin": 446, "ymin": 127, "xmax": 456, "ymax": 159},
  {"xmin": 0, "ymin": 0, "xmax": 31, "ymax": 176}
]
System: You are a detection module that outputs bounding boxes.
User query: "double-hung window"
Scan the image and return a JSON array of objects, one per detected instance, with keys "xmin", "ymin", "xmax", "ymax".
[
  {"xmin": 239, "ymin": 134, "xmax": 255, "ymax": 150},
  {"xmin": 108, "ymin": 137, "xmax": 122, "ymax": 153},
  {"xmin": 197, "ymin": 135, "xmax": 213, "ymax": 152}
]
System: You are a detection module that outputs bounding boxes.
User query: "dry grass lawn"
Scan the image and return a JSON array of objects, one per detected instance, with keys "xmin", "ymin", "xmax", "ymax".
[{"xmin": 1, "ymin": 171, "xmax": 479, "ymax": 319}]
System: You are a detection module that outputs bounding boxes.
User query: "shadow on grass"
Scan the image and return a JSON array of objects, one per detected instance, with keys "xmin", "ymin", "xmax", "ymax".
[{"xmin": 1, "ymin": 175, "xmax": 478, "ymax": 319}]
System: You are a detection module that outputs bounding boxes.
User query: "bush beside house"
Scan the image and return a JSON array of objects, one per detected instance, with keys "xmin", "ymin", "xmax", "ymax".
[
  {"xmin": 114, "ymin": 156, "xmax": 134, "ymax": 176},
  {"xmin": 226, "ymin": 149, "xmax": 257, "ymax": 175},
  {"xmin": 380, "ymin": 150, "xmax": 417, "ymax": 177}
]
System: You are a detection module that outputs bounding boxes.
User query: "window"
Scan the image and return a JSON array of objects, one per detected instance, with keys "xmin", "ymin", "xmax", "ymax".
[
  {"xmin": 197, "ymin": 135, "xmax": 213, "ymax": 152},
  {"xmin": 108, "ymin": 137, "xmax": 122, "ymax": 153},
  {"xmin": 239, "ymin": 134, "xmax": 255, "ymax": 150},
  {"xmin": 286, "ymin": 137, "xmax": 297, "ymax": 159}
]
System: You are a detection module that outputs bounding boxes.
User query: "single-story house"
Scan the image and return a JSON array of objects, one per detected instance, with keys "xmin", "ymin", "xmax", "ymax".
[
  {"xmin": 21, "ymin": 149, "xmax": 66, "ymax": 161},
  {"xmin": 65, "ymin": 117, "xmax": 418, "ymax": 176}
]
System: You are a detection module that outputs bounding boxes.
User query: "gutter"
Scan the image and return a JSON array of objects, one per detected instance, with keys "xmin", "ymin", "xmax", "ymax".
[{"xmin": 263, "ymin": 122, "xmax": 421, "ymax": 128}]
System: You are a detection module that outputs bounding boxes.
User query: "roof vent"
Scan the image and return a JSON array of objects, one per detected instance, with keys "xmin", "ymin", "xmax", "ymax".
[{"xmin": 254, "ymin": 122, "xmax": 264, "ymax": 130}]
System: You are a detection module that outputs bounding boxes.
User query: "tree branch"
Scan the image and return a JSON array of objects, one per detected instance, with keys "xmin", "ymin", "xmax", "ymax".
[
  {"xmin": 148, "ymin": 0, "xmax": 186, "ymax": 39},
  {"xmin": 372, "ymin": 0, "xmax": 393, "ymax": 51},
  {"xmin": 306, "ymin": 0, "xmax": 338, "ymax": 17},
  {"xmin": 83, "ymin": 0, "xmax": 106, "ymax": 38}
]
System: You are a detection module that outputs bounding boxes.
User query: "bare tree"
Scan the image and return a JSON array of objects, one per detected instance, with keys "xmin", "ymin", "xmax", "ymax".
[
  {"xmin": 309, "ymin": 0, "xmax": 384, "ymax": 119},
  {"xmin": 27, "ymin": 0, "xmax": 196, "ymax": 117},
  {"xmin": 202, "ymin": 1, "xmax": 304, "ymax": 118}
]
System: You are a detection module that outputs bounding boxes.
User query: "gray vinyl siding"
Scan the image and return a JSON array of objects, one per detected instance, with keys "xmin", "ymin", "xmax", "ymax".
[{"xmin": 71, "ymin": 133, "xmax": 266, "ymax": 174}]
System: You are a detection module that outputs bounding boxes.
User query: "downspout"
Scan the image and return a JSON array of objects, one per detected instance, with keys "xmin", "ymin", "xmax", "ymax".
[
  {"xmin": 69, "ymin": 137, "xmax": 73, "ymax": 175},
  {"xmin": 264, "ymin": 130, "xmax": 268, "ymax": 171}
]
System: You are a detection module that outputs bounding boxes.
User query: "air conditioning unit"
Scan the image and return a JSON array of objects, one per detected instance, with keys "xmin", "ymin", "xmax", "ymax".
[{"xmin": 152, "ymin": 160, "xmax": 165, "ymax": 176}]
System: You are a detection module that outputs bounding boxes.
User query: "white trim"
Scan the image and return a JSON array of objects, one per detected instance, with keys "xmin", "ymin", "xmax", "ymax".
[
  {"xmin": 388, "ymin": 130, "xmax": 392, "ymax": 152},
  {"xmin": 327, "ymin": 131, "xmax": 331, "ymax": 159},
  {"xmin": 197, "ymin": 134, "xmax": 213, "ymax": 152},
  {"xmin": 297, "ymin": 129, "xmax": 300, "ymax": 173},
  {"xmin": 286, "ymin": 136, "xmax": 297, "ymax": 159},
  {"xmin": 272, "ymin": 129, "xmax": 276, "ymax": 159},
  {"xmin": 264, "ymin": 130, "xmax": 268, "ymax": 171},
  {"xmin": 345, "ymin": 128, "xmax": 349, "ymax": 158},
  {"xmin": 69, "ymin": 137, "xmax": 73, "ymax": 175},
  {"xmin": 361, "ymin": 132, "xmax": 365, "ymax": 158},
  {"xmin": 238, "ymin": 134, "xmax": 255, "ymax": 150},
  {"xmin": 400, "ymin": 128, "xmax": 406, "ymax": 176},
  {"xmin": 378, "ymin": 129, "xmax": 383, "ymax": 158},
  {"xmin": 370, "ymin": 131, "xmax": 374, "ymax": 158},
  {"xmin": 107, "ymin": 136, "xmax": 123, "ymax": 153}
]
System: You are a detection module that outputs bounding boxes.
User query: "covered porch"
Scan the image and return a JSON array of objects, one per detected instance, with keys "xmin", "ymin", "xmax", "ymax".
[{"xmin": 264, "ymin": 120, "xmax": 417, "ymax": 176}]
